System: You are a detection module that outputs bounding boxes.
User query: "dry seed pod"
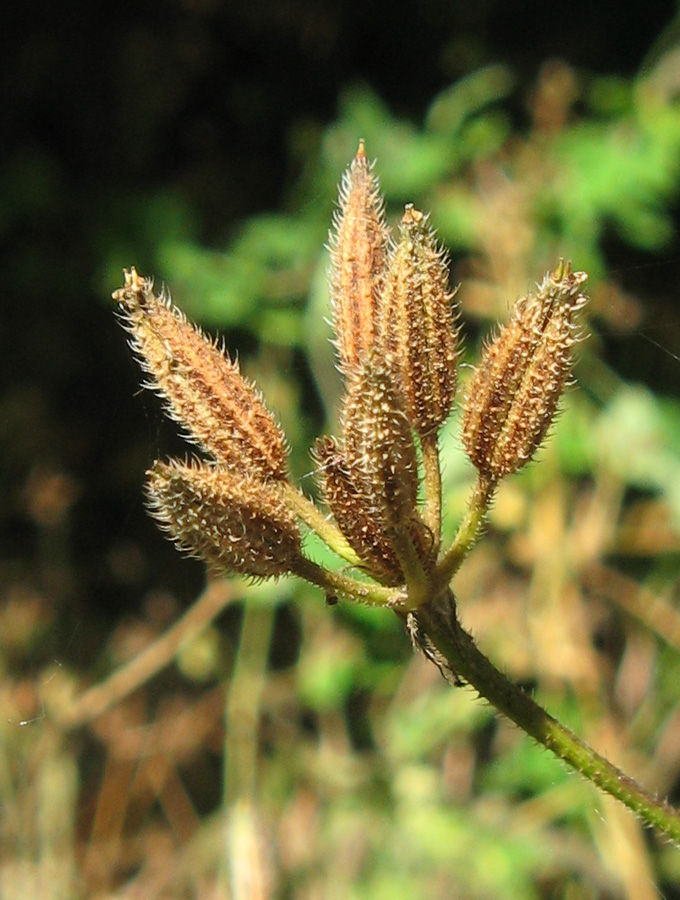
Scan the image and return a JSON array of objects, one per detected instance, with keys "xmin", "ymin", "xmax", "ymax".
[
  {"xmin": 314, "ymin": 437, "xmax": 404, "ymax": 585},
  {"xmin": 378, "ymin": 205, "xmax": 459, "ymax": 436},
  {"xmin": 113, "ymin": 269, "xmax": 288, "ymax": 479},
  {"xmin": 462, "ymin": 260, "xmax": 588, "ymax": 480},
  {"xmin": 328, "ymin": 141, "xmax": 389, "ymax": 372},
  {"xmin": 341, "ymin": 353, "xmax": 419, "ymax": 527},
  {"xmin": 146, "ymin": 460, "xmax": 301, "ymax": 578}
]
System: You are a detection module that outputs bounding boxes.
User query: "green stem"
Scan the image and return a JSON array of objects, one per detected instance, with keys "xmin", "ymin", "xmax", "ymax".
[
  {"xmin": 281, "ymin": 482, "xmax": 363, "ymax": 567},
  {"xmin": 436, "ymin": 475, "xmax": 495, "ymax": 588},
  {"xmin": 420, "ymin": 433, "xmax": 442, "ymax": 553},
  {"xmin": 388, "ymin": 522, "xmax": 430, "ymax": 610},
  {"xmin": 291, "ymin": 556, "xmax": 403, "ymax": 607},
  {"xmin": 414, "ymin": 594, "xmax": 680, "ymax": 844}
]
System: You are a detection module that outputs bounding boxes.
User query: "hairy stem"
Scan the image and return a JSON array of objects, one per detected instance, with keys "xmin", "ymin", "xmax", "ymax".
[
  {"xmin": 291, "ymin": 556, "xmax": 403, "ymax": 607},
  {"xmin": 281, "ymin": 482, "xmax": 363, "ymax": 567},
  {"xmin": 388, "ymin": 523, "xmax": 431, "ymax": 610},
  {"xmin": 436, "ymin": 475, "xmax": 495, "ymax": 587},
  {"xmin": 413, "ymin": 594, "xmax": 680, "ymax": 844}
]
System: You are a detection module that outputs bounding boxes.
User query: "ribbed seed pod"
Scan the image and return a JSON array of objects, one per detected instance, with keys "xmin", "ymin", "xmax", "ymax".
[
  {"xmin": 462, "ymin": 260, "xmax": 588, "ymax": 480},
  {"xmin": 328, "ymin": 141, "xmax": 389, "ymax": 372},
  {"xmin": 377, "ymin": 205, "xmax": 459, "ymax": 436},
  {"xmin": 341, "ymin": 353, "xmax": 419, "ymax": 527},
  {"xmin": 146, "ymin": 460, "xmax": 301, "ymax": 578},
  {"xmin": 113, "ymin": 269, "xmax": 288, "ymax": 479},
  {"xmin": 313, "ymin": 437, "xmax": 404, "ymax": 585}
]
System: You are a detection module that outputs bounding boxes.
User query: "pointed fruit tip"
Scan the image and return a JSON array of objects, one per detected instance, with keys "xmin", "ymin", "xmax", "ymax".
[
  {"xmin": 551, "ymin": 258, "xmax": 574, "ymax": 282},
  {"xmin": 112, "ymin": 266, "xmax": 143, "ymax": 304},
  {"xmin": 402, "ymin": 204, "xmax": 424, "ymax": 226}
]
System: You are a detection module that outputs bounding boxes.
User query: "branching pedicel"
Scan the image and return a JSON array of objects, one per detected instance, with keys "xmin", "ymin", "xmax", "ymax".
[{"xmin": 113, "ymin": 141, "xmax": 680, "ymax": 842}]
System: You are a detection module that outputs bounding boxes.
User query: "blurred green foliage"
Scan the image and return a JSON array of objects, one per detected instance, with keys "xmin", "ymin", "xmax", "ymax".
[{"xmin": 133, "ymin": 63, "xmax": 680, "ymax": 336}]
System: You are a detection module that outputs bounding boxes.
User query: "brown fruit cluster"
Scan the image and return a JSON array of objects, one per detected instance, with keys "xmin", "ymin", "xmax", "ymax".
[
  {"xmin": 113, "ymin": 269, "xmax": 300, "ymax": 579},
  {"xmin": 113, "ymin": 144, "xmax": 587, "ymax": 602}
]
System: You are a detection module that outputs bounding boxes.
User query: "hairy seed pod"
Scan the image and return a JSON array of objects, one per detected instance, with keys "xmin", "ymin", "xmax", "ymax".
[
  {"xmin": 341, "ymin": 353, "xmax": 419, "ymax": 528},
  {"xmin": 462, "ymin": 260, "xmax": 588, "ymax": 480},
  {"xmin": 377, "ymin": 205, "xmax": 459, "ymax": 436},
  {"xmin": 314, "ymin": 436, "xmax": 404, "ymax": 585},
  {"xmin": 146, "ymin": 460, "xmax": 301, "ymax": 578},
  {"xmin": 328, "ymin": 141, "xmax": 389, "ymax": 372},
  {"xmin": 113, "ymin": 268, "xmax": 288, "ymax": 479}
]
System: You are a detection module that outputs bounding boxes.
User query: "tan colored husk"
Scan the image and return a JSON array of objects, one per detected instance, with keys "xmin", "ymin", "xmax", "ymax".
[
  {"xmin": 328, "ymin": 141, "xmax": 390, "ymax": 372},
  {"xmin": 146, "ymin": 460, "xmax": 301, "ymax": 578},
  {"xmin": 462, "ymin": 260, "xmax": 588, "ymax": 479},
  {"xmin": 377, "ymin": 205, "xmax": 459, "ymax": 436},
  {"xmin": 313, "ymin": 436, "xmax": 404, "ymax": 585},
  {"xmin": 341, "ymin": 353, "xmax": 419, "ymax": 528},
  {"xmin": 113, "ymin": 268, "xmax": 288, "ymax": 479}
]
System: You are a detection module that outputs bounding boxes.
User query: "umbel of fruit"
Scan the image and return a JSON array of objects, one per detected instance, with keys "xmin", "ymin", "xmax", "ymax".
[{"xmin": 112, "ymin": 141, "xmax": 587, "ymax": 608}]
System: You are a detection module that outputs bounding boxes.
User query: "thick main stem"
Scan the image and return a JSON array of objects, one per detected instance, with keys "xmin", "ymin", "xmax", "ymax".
[{"xmin": 414, "ymin": 595, "xmax": 680, "ymax": 844}]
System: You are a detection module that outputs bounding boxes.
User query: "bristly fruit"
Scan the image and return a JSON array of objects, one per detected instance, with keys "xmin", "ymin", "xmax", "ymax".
[
  {"xmin": 328, "ymin": 140, "xmax": 389, "ymax": 373},
  {"xmin": 146, "ymin": 460, "xmax": 302, "ymax": 579},
  {"xmin": 377, "ymin": 204, "xmax": 459, "ymax": 438},
  {"xmin": 113, "ymin": 268, "xmax": 288, "ymax": 480},
  {"xmin": 341, "ymin": 352, "xmax": 420, "ymax": 529},
  {"xmin": 313, "ymin": 436, "xmax": 404, "ymax": 585},
  {"xmin": 461, "ymin": 260, "xmax": 588, "ymax": 481}
]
